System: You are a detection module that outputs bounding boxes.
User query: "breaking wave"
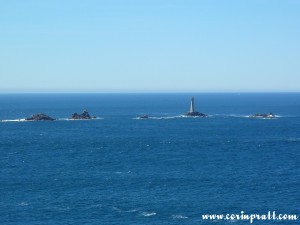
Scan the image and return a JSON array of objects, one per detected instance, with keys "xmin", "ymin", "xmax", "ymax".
[
  {"xmin": 1, "ymin": 119, "xmax": 26, "ymax": 122},
  {"xmin": 141, "ymin": 212, "xmax": 156, "ymax": 217}
]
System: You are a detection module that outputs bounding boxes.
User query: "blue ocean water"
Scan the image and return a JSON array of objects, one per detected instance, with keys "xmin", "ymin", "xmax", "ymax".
[{"xmin": 0, "ymin": 93, "xmax": 299, "ymax": 225}]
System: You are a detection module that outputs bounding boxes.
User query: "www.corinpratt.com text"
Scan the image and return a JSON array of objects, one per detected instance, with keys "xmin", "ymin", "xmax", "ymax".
[{"xmin": 202, "ymin": 211, "xmax": 298, "ymax": 223}]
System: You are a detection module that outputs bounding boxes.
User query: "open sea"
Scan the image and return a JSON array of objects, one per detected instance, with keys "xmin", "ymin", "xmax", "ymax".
[{"xmin": 0, "ymin": 93, "xmax": 299, "ymax": 225}]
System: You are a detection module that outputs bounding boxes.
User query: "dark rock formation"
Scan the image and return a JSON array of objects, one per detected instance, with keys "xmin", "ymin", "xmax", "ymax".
[
  {"xmin": 139, "ymin": 114, "xmax": 149, "ymax": 119},
  {"xmin": 25, "ymin": 113, "xmax": 55, "ymax": 121},
  {"xmin": 250, "ymin": 113, "xmax": 275, "ymax": 118},
  {"xmin": 70, "ymin": 110, "xmax": 94, "ymax": 120},
  {"xmin": 186, "ymin": 111, "xmax": 207, "ymax": 117}
]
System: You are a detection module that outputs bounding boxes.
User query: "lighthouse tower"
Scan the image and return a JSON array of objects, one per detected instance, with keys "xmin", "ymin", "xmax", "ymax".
[
  {"xmin": 186, "ymin": 97, "xmax": 207, "ymax": 117},
  {"xmin": 189, "ymin": 97, "xmax": 195, "ymax": 113}
]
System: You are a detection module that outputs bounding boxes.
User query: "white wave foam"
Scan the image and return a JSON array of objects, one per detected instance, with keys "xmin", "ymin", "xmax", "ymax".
[
  {"xmin": 1, "ymin": 117, "xmax": 104, "ymax": 122},
  {"xmin": 133, "ymin": 116, "xmax": 178, "ymax": 120},
  {"xmin": 178, "ymin": 114, "xmax": 211, "ymax": 118},
  {"xmin": 214, "ymin": 114, "xmax": 282, "ymax": 118},
  {"xmin": 112, "ymin": 207, "xmax": 139, "ymax": 213},
  {"xmin": 112, "ymin": 206, "xmax": 122, "ymax": 212},
  {"xmin": 287, "ymin": 137, "xmax": 300, "ymax": 142},
  {"xmin": 281, "ymin": 115, "xmax": 300, "ymax": 118},
  {"xmin": 141, "ymin": 212, "xmax": 156, "ymax": 217},
  {"xmin": 1, "ymin": 119, "xmax": 26, "ymax": 122},
  {"xmin": 124, "ymin": 208, "xmax": 138, "ymax": 213},
  {"xmin": 230, "ymin": 114, "xmax": 245, "ymax": 117},
  {"xmin": 134, "ymin": 115, "xmax": 210, "ymax": 120},
  {"xmin": 213, "ymin": 114, "xmax": 248, "ymax": 118},
  {"xmin": 150, "ymin": 116, "xmax": 180, "ymax": 120},
  {"xmin": 172, "ymin": 214, "xmax": 188, "ymax": 219},
  {"xmin": 58, "ymin": 117, "xmax": 104, "ymax": 121},
  {"xmin": 19, "ymin": 202, "xmax": 29, "ymax": 206}
]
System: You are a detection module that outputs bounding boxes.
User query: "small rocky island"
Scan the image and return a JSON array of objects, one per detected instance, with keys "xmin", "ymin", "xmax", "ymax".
[
  {"xmin": 26, "ymin": 113, "xmax": 56, "ymax": 121},
  {"xmin": 186, "ymin": 97, "xmax": 207, "ymax": 117},
  {"xmin": 139, "ymin": 114, "xmax": 149, "ymax": 119},
  {"xmin": 250, "ymin": 113, "xmax": 275, "ymax": 118},
  {"xmin": 70, "ymin": 110, "xmax": 96, "ymax": 120}
]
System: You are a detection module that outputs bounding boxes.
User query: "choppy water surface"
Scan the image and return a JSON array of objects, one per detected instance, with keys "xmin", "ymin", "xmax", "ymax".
[{"xmin": 0, "ymin": 93, "xmax": 299, "ymax": 224}]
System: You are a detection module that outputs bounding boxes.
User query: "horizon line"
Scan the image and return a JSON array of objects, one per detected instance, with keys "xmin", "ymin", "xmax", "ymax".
[{"xmin": 0, "ymin": 91, "xmax": 300, "ymax": 94}]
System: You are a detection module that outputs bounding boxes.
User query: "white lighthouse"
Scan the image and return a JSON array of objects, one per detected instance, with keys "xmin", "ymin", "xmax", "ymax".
[
  {"xmin": 189, "ymin": 97, "xmax": 195, "ymax": 113},
  {"xmin": 186, "ymin": 97, "xmax": 207, "ymax": 117}
]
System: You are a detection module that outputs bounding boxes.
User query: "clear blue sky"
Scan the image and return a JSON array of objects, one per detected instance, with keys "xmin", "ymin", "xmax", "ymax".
[{"xmin": 0, "ymin": 0, "xmax": 299, "ymax": 92}]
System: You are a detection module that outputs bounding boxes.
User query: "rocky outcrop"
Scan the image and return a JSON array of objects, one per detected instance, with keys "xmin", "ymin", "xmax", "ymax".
[
  {"xmin": 139, "ymin": 115, "xmax": 149, "ymax": 119},
  {"xmin": 186, "ymin": 111, "xmax": 207, "ymax": 117},
  {"xmin": 70, "ymin": 110, "xmax": 95, "ymax": 120},
  {"xmin": 25, "ymin": 113, "xmax": 56, "ymax": 121},
  {"xmin": 250, "ymin": 113, "xmax": 275, "ymax": 118}
]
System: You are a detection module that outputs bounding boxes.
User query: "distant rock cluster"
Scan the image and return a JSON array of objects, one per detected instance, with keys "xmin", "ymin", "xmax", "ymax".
[
  {"xmin": 24, "ymin": 110, "xmax": 96, "ymax": 121},
  {"xmin": 26, "ymin": 113, "xmax": 56, "ymax": 121},
  {"xmin": 1, "ymin": 98, "xmax": 276, "ymax": 122},
  {"xmin": 249, "ymin": 113, "xmax": 275, "ymax": 118},
  {"xmin": 70, "ymin": 110, "xmax": 96, "ymax": 120}
]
